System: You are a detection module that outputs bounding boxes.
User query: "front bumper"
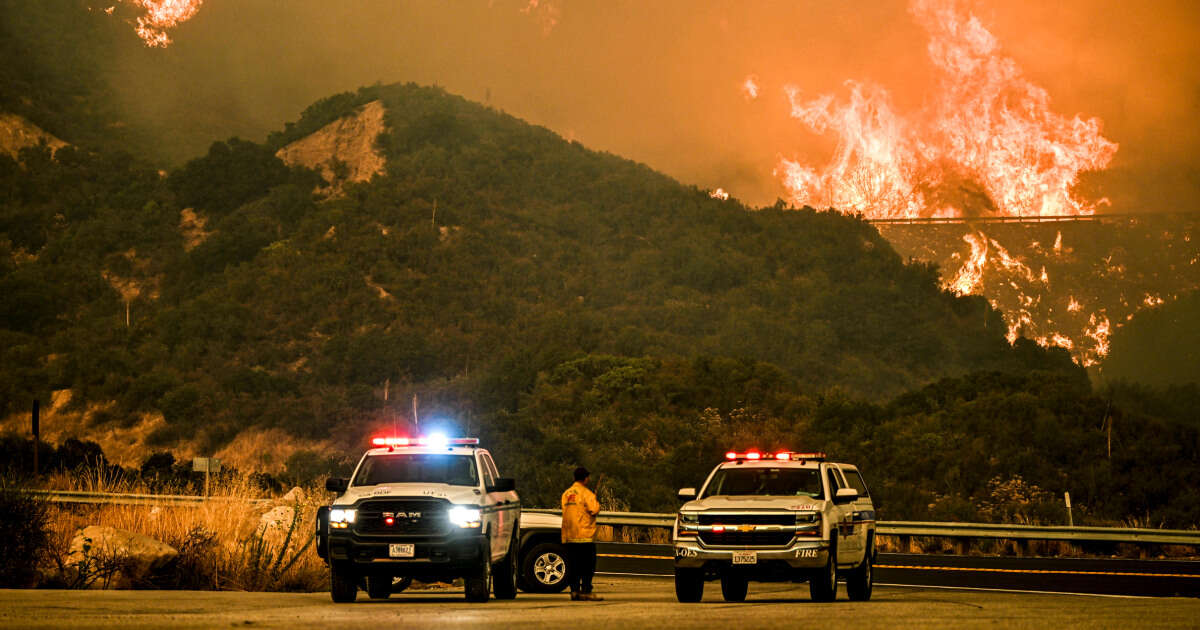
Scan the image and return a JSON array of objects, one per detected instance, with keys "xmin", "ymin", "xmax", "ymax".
[
  {"xmin": 673, "ymin": 537, "xmax": 830, "ymax": 570},
  {"xmin": 328, "ymin": 531, "xmax": 487, "ymax": 573}
]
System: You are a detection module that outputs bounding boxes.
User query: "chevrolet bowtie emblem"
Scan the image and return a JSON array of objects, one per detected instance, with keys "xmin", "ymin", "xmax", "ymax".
[{"xmin": 738, "ymin": 525, "xmax": 756, "ymax": 532}]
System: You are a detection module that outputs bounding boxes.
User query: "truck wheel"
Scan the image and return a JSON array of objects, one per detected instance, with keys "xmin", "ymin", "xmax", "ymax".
[
  {"xmin": 720, "ymin": 574, "xmax": 748, "ymax": 602},
  {"xmin": 846, "ymin": 548, "xmax": 873, "ymax": 601},
  {"xmin": 493, "ymin": 532, "xmax": 519, "ymax": 600},
  {"xmin": 367, "ymin": 574, "xmax": 392, "ymax": 600},
  {"xmin": 330, "ymin": 561, "xmax": 358, "ymax": 603},
  {"xmin": 520, "ymin": 542, "xmax": 568, "ymax": 593},
  {"xmin": 392, "ymin": 576, "xmax": 413, "ymax": 594},
  {"xmin": 465, "ymin": 538, "xmax": 491, "ymax": 603},
  {"xmin": 809, "ymin": 539, "xmax": 837, "ymax": 602},
  {"xmin": 674, "ymin": 567, "xmax": 704, "ymax": 603}
]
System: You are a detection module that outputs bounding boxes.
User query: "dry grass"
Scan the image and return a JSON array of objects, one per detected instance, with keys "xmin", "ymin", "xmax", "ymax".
[{"xmin": 41, "ymin": 468, "xmax": 328, "ymax": 591}]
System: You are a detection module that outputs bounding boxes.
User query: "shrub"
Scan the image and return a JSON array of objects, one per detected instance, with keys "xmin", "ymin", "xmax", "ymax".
[{"xmin": 0, "ymin": 480, "xmax": 52, "ymax": 587}]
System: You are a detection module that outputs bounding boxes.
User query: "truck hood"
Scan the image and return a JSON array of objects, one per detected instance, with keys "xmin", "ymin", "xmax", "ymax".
[
  {"xmin": 519, "ymin": 511, "xmax": 563, "ymax": 530},
  {"xmin": 335, "ymin": 484, "xmax": 483, "ymax": 506},
  {"xmin": 681, "ymin": 495, "xmax": 823, "ymax": 512}
]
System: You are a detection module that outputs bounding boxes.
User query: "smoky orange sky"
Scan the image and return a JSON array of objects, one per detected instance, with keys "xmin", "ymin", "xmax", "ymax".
[{"xmin": 111, "ymin": 0, "xmax": 1200, "ymax": 210}]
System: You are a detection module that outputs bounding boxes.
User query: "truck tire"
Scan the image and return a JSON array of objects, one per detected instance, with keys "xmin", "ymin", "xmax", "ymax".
[
  {"xmin": 846, "ymin": 544, "xmax": 873, "ymax": 601},
  {"xmin": 493, "ymin": 532, "xmax": 519, "ymax": 600},
  {"xmin": 720, "ymin": 574, "xmax": 748, "ymax": 602},
  {"xmin": 675, "ymin": 567, "xmax": 704, "ymax": 603},
  {"xmin": 520, "ymin": 542, "xmax": 569, "ymax": 593},
  {"xmin": 392, "ymin": 576, "xmax": 413, "ymax": 594},
  {"xmin": 809, "ymin": 539, "xmax": 838, "ymax": 602},
  {"xmin": 465, "ymin": 537, "xmax": 491, "ymax": 603},
  {"xmin": 330, "ymin": 561, "xmax": 358, "ymax": 603},
  {"xmin": 367, "ymin": 574, "xmax": 392, "ymax": 600}
]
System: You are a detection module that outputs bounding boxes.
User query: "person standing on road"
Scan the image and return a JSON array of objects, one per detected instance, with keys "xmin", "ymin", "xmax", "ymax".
[{"xmin": 561, "ymin": 466, "xmax": 603, "ymax": 601}]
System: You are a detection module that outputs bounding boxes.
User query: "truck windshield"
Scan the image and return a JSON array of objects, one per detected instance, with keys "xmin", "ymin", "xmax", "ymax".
[
  {"xmin": 352, "ymin": 454, "xmax": 478, "ymax": 487},
  {"xmin": 702, "ymin": 467, "xmax": 824, "ymax": 498}
]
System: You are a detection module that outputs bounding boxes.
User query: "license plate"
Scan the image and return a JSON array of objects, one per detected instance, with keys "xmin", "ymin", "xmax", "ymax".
[
  {"xmin": 732, "ymin": 551, "xmax": 757, "ymax": 565},
  {"xmin": 388, "ymin": 544, "xmax": 415, "ymax": 558}
]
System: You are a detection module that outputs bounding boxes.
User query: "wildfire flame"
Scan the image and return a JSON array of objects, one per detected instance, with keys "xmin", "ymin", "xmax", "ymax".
[
  {"xmin": 710, "ymin": 188, "xmax": 731, "ymax": 200},
  {"xmin": 110, "ymin": 0, "xmax": 202, "ymax": 47},
  {"xmin": 777, "ymin": 0, "xmax": 1117, "ymax": 219}
]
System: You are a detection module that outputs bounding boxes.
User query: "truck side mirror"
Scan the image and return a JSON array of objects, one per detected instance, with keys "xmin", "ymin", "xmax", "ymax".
[
  {"xmin": 325, "ymin": 477, "xmax": 349, "ymax": 493},
  {"xmin": 488, "ymin": 477, "xmax": 516, "ymax": 493},
  {"xmin": 677, "ymin": 487, "xmax": 697, "ymax": 501},
  {"xmin": 834, "ymin": 487, "xmax": 858, "ymax": 504}
]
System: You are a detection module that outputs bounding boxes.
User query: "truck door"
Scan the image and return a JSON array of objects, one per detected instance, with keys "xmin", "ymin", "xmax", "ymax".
[
  {"xmin": 825, "ymin": 465, "xmax": 856, "ymax": 564},
  {"xmin": 831, "ymin": 465, "xmax": 864, "ymax": 559},
  {"xmin": 842, "ymin": 466, "xmax": 875, "ymax": 558},
  {"xmin": 480, "ymin": 451, "xmax": 515, "ymax": 561}
]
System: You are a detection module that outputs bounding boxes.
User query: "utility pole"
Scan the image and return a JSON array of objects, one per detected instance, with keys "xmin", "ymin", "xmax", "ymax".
[
  {"xmin": 31, "ymin": 399, "xmax": 39, "ymax": 475},
  {"xmin": 412, "ymin": 394, "xmax": 420, "ymax": 434}
]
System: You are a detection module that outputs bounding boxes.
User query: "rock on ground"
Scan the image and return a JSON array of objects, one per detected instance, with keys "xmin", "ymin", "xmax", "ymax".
[{"xmin": 66, "ymin": 525, "xmax": 178, "ymax": 589}]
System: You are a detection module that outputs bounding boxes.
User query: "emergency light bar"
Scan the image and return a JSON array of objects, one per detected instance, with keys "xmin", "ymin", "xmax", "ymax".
[
  {"xmin": 725, "ymin": 451, "xmax": 826, "ymax": 462},
  {"xmin": 371, "ymin": 436, "xmax": 480, "ymax": 447}
]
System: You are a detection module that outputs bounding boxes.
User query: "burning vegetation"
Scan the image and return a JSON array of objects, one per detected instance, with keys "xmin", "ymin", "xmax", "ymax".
[{"xmin": 776, "ymin": 0, "xmax": 1117, "ymax": 220}]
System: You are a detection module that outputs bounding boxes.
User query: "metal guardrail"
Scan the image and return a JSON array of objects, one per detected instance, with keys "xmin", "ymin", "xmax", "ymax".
[
  {"xmin": 867, "ymin": 211, "xmax": 1200, "ymax": 225},
  {"xmin": 26, "ymin": 489, "xmax": 271, "ymax": 506},
  {"xmin": 522, "ymin": 509, "xmax": 1200, "ymax": 546},
  {"xmin": 878, "ymin": 521, "xmax": 1200, "ymax": 546},
  {"xmin": 31, "ymin": 491, "xmax": 1200, "ymax": 546}
]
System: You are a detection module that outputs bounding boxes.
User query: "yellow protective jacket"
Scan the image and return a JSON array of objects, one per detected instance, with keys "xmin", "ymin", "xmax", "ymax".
[{"xmin": 560, "ymin": 481, "xmax": 600, "ymax": 543}]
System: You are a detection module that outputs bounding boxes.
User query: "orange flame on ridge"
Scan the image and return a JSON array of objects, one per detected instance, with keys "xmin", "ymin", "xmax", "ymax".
[
  {"xmin": 778, "ymin": 0, "xmax": 1117, "ymax": 220},
  {"xmin": 113, "ymin": 0, "xmax": 202, "ymax": 47}
]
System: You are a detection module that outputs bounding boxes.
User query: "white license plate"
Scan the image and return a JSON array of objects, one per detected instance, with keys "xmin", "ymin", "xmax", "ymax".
[
  {"xmin": 388, "ymin": 544, "xmax": 415, "ymax": 558},
  {"xmin": 732, "ymin": 551, "xmax": 757, "ymax": 565}
]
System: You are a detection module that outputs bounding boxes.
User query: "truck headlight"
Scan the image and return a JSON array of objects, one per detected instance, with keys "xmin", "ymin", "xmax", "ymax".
[
  {"xmin": 448, "ymin": 506, "xmax": 482, "ymax": 528},
  {"xmin": 795, "ymin": 511, "xmax": 820, "ymax": 535},
  {"xmin": 677, "ymin": 512, "xmax": 699, "ymax": 536},
  {"xmin": 329, "ymin": 508, "xmax": 356, "ymax": 529}
]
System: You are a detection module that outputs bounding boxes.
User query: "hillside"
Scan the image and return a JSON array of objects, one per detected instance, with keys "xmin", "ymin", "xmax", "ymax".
[
  {"xmin": 5, "ymin": 83, "xmax": 1200, "ymax": 525},
  {"xmin": 1101, "ymin": 289, "xmax": 1200, "ymax": 387},
  {"xmin": 0, "ymin": 83, "xmax": 1084, "ymax": 456}
]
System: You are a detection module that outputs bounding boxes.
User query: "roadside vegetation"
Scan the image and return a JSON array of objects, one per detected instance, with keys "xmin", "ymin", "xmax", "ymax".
[{"xmin": 0, "ymin": 462, "xmax": 326, "ymax": 590}]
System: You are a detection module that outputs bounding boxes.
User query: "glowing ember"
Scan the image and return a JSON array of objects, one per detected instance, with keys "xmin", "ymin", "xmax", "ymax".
[
  {"xmin": 778, "ymin": 0, "xmax": 1117, "ymax": 219},
  {"xmin": 1083, "ymin": 313, "xmax": 1111, "ymax": 366},
  {"xmin": 710, "ymin": 188, "xmax": 730, "ymax": 200},
  {"xmin": 1143, "ymin": 294, "xmax": 1165, "ymax": 307},
  {"xmin": 1053, "ymin": 231, "xmax": 1063, "ymax": 254},
  {"xmin": 1067, "ymin": 297, "xmax": 1082, "ymax": 313},
  {"xmin": 743, "ymin": 75, "xmax": 761, "ymax": 102},
  {"xmin": 1049, "ymin": 333, "xmax": 1074, "ymax": 350},
  {"xmin": 948, "ymin": 232, "xmax": 988, "ymax": 295}
]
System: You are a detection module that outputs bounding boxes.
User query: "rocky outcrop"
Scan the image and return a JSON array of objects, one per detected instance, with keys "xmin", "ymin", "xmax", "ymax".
[
  {"xmin": 0, "ymin": 112, "xmax": 67, "ymax": 158},
  {"xmin": 66, "ymin": 525, "xmax": 178, "ymax": 589},
  {"xmin": 275, "ymin": 100, "xmax": 387, "ymax": 195}
]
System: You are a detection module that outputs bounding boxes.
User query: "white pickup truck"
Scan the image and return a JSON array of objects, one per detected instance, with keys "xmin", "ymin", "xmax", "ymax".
[{"xmin": 672, "ymin": 450, "xmax": 876, "ymax": 602}]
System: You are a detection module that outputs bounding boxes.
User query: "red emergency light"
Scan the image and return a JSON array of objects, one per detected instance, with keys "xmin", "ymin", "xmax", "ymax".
[
  {"xmin": 371, "ymin": 436, "xmax": 481, "ymax": 447},
  {"xmin": 724, "ymin": 450, "xmax": 826, "ymax": 462}
]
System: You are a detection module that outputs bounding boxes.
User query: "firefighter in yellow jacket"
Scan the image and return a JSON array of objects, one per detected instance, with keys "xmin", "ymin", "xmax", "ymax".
[{"xmin": 561, "ymin": 466, "xmax": 603, "ymax": 601}]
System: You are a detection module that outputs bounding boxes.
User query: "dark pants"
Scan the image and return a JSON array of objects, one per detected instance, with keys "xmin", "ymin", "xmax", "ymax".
[{"xmin": 566, "ymin": 542, "xmax": 597, "ymax": 593}]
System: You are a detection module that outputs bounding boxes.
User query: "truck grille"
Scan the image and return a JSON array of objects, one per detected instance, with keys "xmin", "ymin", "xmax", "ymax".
[
  {"xmin": 700, "ymin": 530, "xmax": 795, "ymax": 546},
  {"xmin": 697, "ymin": 513, "xmax": 798, "ymax": 546},
  {"xmin": 354, "ymin": 499, "xmax": 449, "ymax": 536},
  {"xmin": 698, "ymin": 513, "xmax": 796, "ymax": 526}
]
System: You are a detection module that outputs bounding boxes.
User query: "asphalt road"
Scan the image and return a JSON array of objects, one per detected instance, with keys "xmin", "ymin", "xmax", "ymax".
[
  {"xmin": 596, "ymin": 543, "xmax": 1200, "ymax": 597},
  {"xmin": 3, "ymin": 576, "xmax": 1199, "ymax": 630}
]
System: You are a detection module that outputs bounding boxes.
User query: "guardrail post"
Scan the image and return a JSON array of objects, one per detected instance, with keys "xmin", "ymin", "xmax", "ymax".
[{"xmin": 31, "ymin": 399, "xmax": 39, "ymax": 475}]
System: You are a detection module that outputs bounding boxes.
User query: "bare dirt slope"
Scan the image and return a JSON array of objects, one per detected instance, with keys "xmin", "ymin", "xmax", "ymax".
[
  {"xmin": 274, "ymin": 100, "xmax": 386, "ymax": 195},
  {"xmin": 0, "ymin": 112, "xmax": 67, "ymax": 158}
]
